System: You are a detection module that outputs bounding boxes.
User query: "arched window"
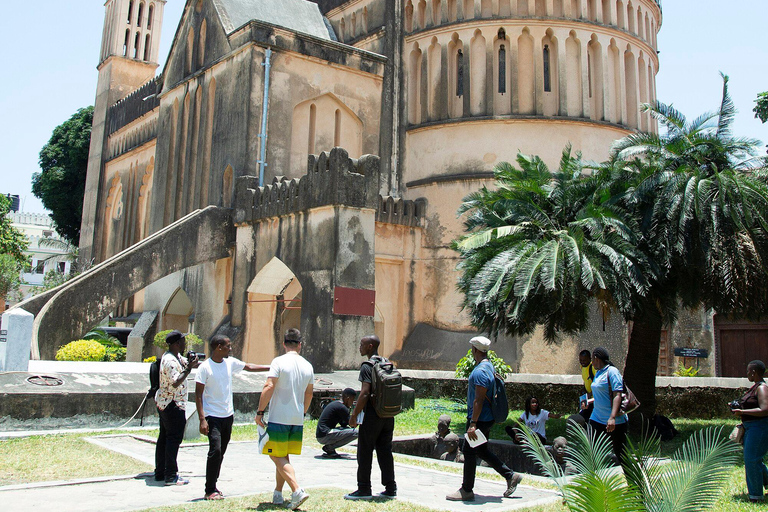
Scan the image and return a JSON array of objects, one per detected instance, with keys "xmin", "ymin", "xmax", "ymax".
[
  {"xmin": 133, "ymin": 31, "xmax": 141, "ymax": 58},
  {"xmin": 144, "ymin": 33, "xmax": 151, "ymax": 61},
  {"xmin": 124, "ymin": 29, "xmax": 130, "ymax": 56},
  {"xmin": 405, "ymin": 1, "xmax": 414, "ymax": 32},
  {"xmin": 199, "ymin": 19, "xmax": 207, "ymax": 69},
  {"xmin": 127, "ymin": 1, "xmax": 134, "ymax": 24},
  {"xmin": 137, "ymin": 2, "xmax": 144, "ymax": 27},
  {"xmin": 456, "ymin": 49, "xmax": 464, "ymax": 96},
  {"xmin": 334, "ymin": 109, "xmax": 341, "ymax": 146},
  {"xmin": 498, "ymin": 45, "xmax": 507, "ymax": 94},
  {"xmin": 186, "ymin": 29, "xmax": 194, "ymax": 74},
  {"xmin": 147, "ymin": 4, "xmax": 154, "ymax": 28},
  {"xmin": 351, "ymin": 12, "xmax": 357, "ymax": 37},
  {"xmin": 432, "ymin": 0, "xmax": 441, "ymax": 25},
  {"xmin": 339, "ymin": 17, "xmax": 346, "ymax": 41},
  {"xmin": 543, "ymin": 44, "xmax": 551, "ymax": 92},
  {"xmin": 308, "ymin": 104, "xmax": 317, "ymax": 155}
]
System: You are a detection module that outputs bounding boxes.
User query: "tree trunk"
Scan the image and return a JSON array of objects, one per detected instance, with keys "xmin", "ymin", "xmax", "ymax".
[{"xmin": 622, "ymin": 306, "xmax": 663, "ymax": 428}]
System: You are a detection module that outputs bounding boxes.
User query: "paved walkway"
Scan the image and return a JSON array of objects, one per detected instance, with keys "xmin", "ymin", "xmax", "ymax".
[{"xmin": 1, "ymin": 434, "xmax": 560, "ymax": 512}]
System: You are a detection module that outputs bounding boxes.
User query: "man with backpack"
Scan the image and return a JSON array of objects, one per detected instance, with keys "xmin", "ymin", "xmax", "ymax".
[
  {"xmin": 345, "ymin": 335, "xmax": 398, "ymax": 500},
  {"xmin": 446, "ymin": 336, "xmax": 522, "ymax": 502}
]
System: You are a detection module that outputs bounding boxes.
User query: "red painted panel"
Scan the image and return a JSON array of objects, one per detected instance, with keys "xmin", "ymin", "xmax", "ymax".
[{"xmin": 333, "ymin": 286, "xmax": 375, "ymax": 317}]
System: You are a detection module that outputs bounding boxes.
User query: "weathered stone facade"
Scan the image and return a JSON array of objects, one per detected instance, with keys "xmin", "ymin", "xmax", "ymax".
[{"xmin": 21, "ymin": 0, "xmax": 727, "ymax": 377}]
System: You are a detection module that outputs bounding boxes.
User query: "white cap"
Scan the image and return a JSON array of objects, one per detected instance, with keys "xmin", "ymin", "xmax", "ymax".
[{"xmin": 469, "ymin": 336, "xmax": 491, "ymax": 352}]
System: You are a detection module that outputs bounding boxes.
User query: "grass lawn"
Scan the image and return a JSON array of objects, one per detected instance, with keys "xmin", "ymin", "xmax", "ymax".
[
  {"xmin": 134, "ymin": 486, "xmax": 567, "ymax": 512},
  {"xmin": 0, "ymin": 398, "xmax": 757, "ymax": 511}
]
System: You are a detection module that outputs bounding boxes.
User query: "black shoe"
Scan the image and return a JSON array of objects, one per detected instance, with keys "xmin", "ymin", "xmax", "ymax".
[
  {"xmin": 322, "ymin": 446, "xmax": 340, "ymax": 458},
  {"xmin": 344, "ymin": 490, "xmax": 373, "ymax": 500},
  {"xmin": 377, "ymin": 489, "xmax": 397, "ymax": 499}
]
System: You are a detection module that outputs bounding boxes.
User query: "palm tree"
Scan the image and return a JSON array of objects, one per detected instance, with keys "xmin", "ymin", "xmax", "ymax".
[
  {"xmin": 517, "ymin": 422, "xmax": 739, "ymax": 511},
  {"xmin": 453, "ymin": 146, "xmax": 651, "ymax": 342}
]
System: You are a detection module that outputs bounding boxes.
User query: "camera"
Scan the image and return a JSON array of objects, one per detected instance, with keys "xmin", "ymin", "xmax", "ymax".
[
  {"xmin": 187, "ymin": 351, "xmax": 206, "ymax": 361},
  {"xmin": 728, "ymin": 400, "xmax": 741, "ymax": 410}
]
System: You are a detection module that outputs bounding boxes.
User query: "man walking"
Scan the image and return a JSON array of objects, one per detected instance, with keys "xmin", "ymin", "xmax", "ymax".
[
  {"xmin": 316, "ymin": 388, "xmax": 358, "ymax": 458},
  {"xmin": 195, "ymin": 335, "xmax": 270, "ymax": 500},
  {"xmin": 446, "ymin": 336, "xmax": 522, "ymax": 502},
  {"xmin": 255, "ymin": 329, "xmax": 314, "ymax": 510},
  {"xmin": 154, "ymin": 330, "xmax": 199, "ymax": 486},
  {"xmin": 345, "ymin": 335, "xmax": 397, "ymax": 500}
]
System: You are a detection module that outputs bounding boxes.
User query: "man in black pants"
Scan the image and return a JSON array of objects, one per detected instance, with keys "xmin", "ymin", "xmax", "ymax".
[
  {"xmin": 155, "ymin": 330, "xmax": 199, "ymax": 486},
  {"xmin": 447, "ymin": 336, "xmax": 522, "ymax": 502},
  {"xmin": 344, "ymin": 335, "xmax": 397, "ymax": 500},
  {"xmin": 316, "ymin": 388, "xmax": 358, "ymax": 458},
  {"xmin": 195, "ymin": 335, "xmax": 269, "ymax": 500}
]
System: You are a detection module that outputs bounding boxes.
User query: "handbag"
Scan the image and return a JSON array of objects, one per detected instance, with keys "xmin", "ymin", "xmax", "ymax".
[
  {"xmin": 729, "ymin": 424, "xmax": 745, "ymax": 445},
  {"xmin": 608, "ymin": 368, "xmax": 641, "ymax": 415}
]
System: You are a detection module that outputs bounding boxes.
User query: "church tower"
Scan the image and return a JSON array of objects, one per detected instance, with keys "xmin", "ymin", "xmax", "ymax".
[{"xmin": 79, "ymin": 0, "xmax": 166, "ymax": 263}]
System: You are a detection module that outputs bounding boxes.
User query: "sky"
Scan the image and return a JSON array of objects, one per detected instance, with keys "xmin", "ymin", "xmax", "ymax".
[{"xmin": 1, "ymin": 1, "xmax": 766, "ymax": 214}]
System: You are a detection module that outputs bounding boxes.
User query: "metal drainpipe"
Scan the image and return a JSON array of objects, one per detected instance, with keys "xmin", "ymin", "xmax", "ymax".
[{"xmin": 257, "ymin": 48, "xmax": 272, "ymax": 187}]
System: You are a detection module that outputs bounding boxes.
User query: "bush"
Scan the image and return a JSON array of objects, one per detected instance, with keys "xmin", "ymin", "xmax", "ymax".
[
  {"xmin": 455, "ymin": 349, "xmax": 513, "ymax": 379},
  {"xmin": 153, "ymin": 329, "xmax": 204, "ymax": 350},
  {"xmin": 56, "ymin": 339, "xmax": 107, "ymax": 361},
  {"xmin": 674, "ymin": 363, "xmax": 700, "ymax": 377}
]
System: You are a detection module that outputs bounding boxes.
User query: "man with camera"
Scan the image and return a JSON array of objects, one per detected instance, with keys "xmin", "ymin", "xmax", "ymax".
[
  {"xmin": 154, "ymin": 330, "xmax": 200, "ymax": 486},
  {"xmin": 195, "ymin": 335, "xmax": 270, "ymax": 500}
]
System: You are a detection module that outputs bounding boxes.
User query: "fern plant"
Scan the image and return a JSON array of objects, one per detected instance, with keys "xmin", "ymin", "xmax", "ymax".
[
  {"xmin": 455, "ymin": 349, "xmax": 513, "ymax": 378},
  {"xmin": 516, "ymin": 421, "xmax": 739, "ymax": 511}
]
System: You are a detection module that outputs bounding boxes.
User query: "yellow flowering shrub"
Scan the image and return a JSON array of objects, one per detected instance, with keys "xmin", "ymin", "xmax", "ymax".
[{"xmin": 55, "ymin": 339, "xmax": 107, "ymax": 361}]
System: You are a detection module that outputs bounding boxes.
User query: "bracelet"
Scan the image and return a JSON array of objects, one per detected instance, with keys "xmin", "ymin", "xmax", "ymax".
[
  {"xmin": 469, "ymin": 421, "xmax": 477, "ymax": 425},
  {"xmin": 256, "ymin": 411, "xmax": 265, "ymax": 416}
]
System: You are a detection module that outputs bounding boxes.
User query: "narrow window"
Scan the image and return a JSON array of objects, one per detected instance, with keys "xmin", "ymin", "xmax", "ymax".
[
  {"xmin": 587, "ymin": 53, "xmax": 592, "ymax": 97},
  {"xmin": 456, "ymin": 49, "xmax": 464, "ymax": 96},
  {"xmin": 144, "ymin": 34, "xmax": 151, "ymax": 61},
  {"xmin": 127, "ymin": 1, "xmax": 134, "ymax": 23},
  {"xmin": 498, "ymin": 45, "xmax": 507, "ymax": 94},
  {"xmin": 124, "ymin": 29, "xmax": 130, "ymax": 56},
  {"xmin": 147, "ymin": 4, "xmax": 154, "ymax": 28},
  {"xmin": 134, "ymin": 31, "xmax": 141, "ymax": 58},
  {"xmin": 137, "ymin": 2, "xmax": 144, "ymax": 26},
  {"xmin": 543, "ymin": 44, "xmax": 551, "ymax": 92},
  {"xmin": 334, "ymin": 109, "xmax": 341, "ymax": 146},
  {"xmin": 308, "ymin": 104, "xmax": 317, "ymax": 155}
]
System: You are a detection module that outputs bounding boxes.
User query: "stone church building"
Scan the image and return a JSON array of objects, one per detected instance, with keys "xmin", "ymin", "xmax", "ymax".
[{"xmin": 34, "ymin": 0, "xmax": 679, "ymax": 374}]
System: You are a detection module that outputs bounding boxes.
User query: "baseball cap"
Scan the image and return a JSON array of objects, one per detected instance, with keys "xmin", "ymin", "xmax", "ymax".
[
  {"xmin": 165, "ymin": 330, "xmax": 186, "ymax": 344},
  {"xmin": 469, "ymin": 336, "xmax": 491, "ymax": 352}
]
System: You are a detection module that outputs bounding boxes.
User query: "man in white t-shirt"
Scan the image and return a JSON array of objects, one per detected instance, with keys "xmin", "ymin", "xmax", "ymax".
[
  {"xmin": 255, "ymin": 328, "xmax": 314, "ymax": 510},
  {"xmin": 195, "ymin": 335, "xmax": 269, "ymax": 501}
]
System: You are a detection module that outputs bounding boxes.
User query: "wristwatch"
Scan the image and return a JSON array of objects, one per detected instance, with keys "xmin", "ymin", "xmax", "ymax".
[{"xmin": 256, "ymin": 410, "xmax": 265, "ymax": 416}]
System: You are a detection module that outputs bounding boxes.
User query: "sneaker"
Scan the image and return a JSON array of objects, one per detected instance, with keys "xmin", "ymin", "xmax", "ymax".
[
  {"xmin": 272, "ymin": 490, "xmax": 284, "ymax": 505},
  {"xmin": 504, "ymin": 474, "xmax": 523, "ymax": 497},
  {"xmin": 377, "ymin": 489, "xmax": 397, "ymax": 499},
  {"xmin": 446, "ymin": 488, "xmax": 475, "ymax": 501},
  {"xmin": 321, "ymin": 447, "xmax": 341, "ymax": 459},
  {"xmin": 164, "ymin": 476, "xmax": 189, "ymax": 486},
  {"xmin": 344, "ymin": 489, "xmax": 373, "ymax": 500},
  {"xmin": 289, "ymin": 488, "xmax": 309, "ymax": 510}
]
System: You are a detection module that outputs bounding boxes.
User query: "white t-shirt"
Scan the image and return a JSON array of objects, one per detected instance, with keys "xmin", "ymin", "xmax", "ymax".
[
  {"xmin": 520, "ymin": 409, "xmax": 550, "ymax": 439},
  {"xmin": 195, "ymin": 357, "xmax": 246, "ymax": 418},
  {"xmin": 266, "ymin": 352, "xmax": 314, "ymax": 426}
]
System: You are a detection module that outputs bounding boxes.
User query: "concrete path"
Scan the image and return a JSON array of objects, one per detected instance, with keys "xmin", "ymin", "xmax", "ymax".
[{"xmin": 0, "ymin": 434, "xmax": 560, "ymax": 512}]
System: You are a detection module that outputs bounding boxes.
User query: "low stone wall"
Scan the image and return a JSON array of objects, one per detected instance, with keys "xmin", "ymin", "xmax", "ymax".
[{"xmin": 401, "ymin": 371, "xmax": 751, "ymax": 420}]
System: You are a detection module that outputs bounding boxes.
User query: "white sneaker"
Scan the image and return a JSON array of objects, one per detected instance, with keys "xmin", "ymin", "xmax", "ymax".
[
  {"xmin": 289, "ymin": 488, "xmax": 309, "ymax": 510},
  {"xmin": 272, "ymin": 490, "xmax": 284, "ymax": 505}
]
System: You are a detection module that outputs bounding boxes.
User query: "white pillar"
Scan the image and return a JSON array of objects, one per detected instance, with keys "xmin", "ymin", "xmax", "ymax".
[{"xmin": 0, "ymin": 309, "xmax": 34, "ymax": 371}]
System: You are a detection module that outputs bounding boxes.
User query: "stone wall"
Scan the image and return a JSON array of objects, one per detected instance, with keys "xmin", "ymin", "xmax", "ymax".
[{"xmin": 401, "ymin": 370, "xmax": 751, "ymax": 420}]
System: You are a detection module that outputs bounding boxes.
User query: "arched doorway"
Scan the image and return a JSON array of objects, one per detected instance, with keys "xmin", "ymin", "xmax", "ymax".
[
  {"xmin": 161, "ymin": 287, "xmax": 195, "ymax": 334},
  {"xmin": 244, "ymin": 257, "xmax": 302, "ymax": 363}
]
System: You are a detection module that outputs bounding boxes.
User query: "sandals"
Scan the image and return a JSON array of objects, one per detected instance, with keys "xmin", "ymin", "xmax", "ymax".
[{"xmin": 204, "ymin": 491, "xmax": 224, "ymax": 500}]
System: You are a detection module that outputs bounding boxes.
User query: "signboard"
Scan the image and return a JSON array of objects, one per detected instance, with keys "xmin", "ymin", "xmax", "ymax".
[
  {"xmin": 0, "ymin": 338, "xmax": 6, "ymax": 343},
  {"xmin": 333, "ymin": 286, "xmax": 375, "ymax": 316},
  {"xmin": 674, "ymin": 347, "xmax": 708, "ymax": 358},
  {"xmin": 0, "ymin": 330, "xmax": 6, "ymax": 335}
]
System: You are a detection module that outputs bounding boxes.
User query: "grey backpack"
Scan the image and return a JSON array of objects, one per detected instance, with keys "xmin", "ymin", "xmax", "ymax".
[{"xmin": 365, "ymin": 356, "xmax": 402, "ymax": 418}]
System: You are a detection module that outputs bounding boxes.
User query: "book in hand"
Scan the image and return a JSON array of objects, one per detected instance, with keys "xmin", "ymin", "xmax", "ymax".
[
  {"xmin": 579, "ymin": 394, "xmax": 594, "ymax": 411},
  {"xmin": 258, "ymin": 423, "xmax": 269, "ymax": 453},
  {"xmin": 464, "ymin": 428, "xmax": 487, "ymax": 448}
]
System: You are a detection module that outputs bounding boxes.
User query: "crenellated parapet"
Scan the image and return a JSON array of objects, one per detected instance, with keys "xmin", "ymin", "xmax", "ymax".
[
  {"xmin": 234, "ymin": 147, "xmax": 381, "ymax": 225},
  {"xmin": 376, "ymin": 195, "xmax": 426, "ymax": 227},
  {"xmin": 108, "ymin": 76, "xmax": 162, "ymax": 135}
]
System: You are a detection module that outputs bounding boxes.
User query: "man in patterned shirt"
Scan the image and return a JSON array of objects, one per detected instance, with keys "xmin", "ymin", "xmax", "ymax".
[{"xmin": 154, "ymin": 330, "xmax": 200, "ymax": 486}]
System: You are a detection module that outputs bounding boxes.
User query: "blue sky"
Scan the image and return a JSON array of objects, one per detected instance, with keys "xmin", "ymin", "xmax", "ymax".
[{"xmin": 1, "ymin": 0, "xmax": 766, "ymax": 214}]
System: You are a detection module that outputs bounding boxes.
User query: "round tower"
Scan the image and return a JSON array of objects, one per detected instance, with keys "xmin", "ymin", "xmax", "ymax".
[{"xmin": 398, "ymin": 0, "xmax": 661, "ymax": 331}]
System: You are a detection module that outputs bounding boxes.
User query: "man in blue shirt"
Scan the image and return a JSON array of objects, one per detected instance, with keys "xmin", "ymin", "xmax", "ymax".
[{"xmin": 446, "ymin": 336, "xmax": 522, "ymax": 502}]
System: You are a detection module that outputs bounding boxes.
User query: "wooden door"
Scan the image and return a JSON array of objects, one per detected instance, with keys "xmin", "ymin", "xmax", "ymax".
[
  {"xmin": 656, "ymin": 330, "xmax": 672, "ymax": 375},
  {"xmin": 717, "ymin": 324, "xmax": 768, "ymax": 377}
]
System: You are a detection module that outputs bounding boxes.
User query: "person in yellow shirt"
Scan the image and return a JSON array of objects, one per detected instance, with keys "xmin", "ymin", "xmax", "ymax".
[{"xmin": 579, "ymin": 350, "xmax": 594, "ymax": 421}]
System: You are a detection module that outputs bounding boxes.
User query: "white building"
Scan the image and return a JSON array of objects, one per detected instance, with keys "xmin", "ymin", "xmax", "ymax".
[{"xmin": 6, "ymin": 212, "xmax": 72, "ymax": 308}]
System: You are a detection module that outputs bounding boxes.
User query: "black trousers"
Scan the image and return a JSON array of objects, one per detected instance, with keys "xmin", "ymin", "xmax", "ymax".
[
  {"xmin": 205, "ymin": 415, "xmax": 234, "ymax": 494},
  {"xmin": 356, "ymin": 409, "xmax": 396, "ymax": 493},
  {"xmin": 155, "ymin": 401, "xmax": 186, "ymax": 482},
  {"xmin": 462, "ymin": 420, "xmax": 514, "ymax": 493},
  {"xmin": 589, "ymin": 419, "xmax": 628, "ymax": 463}
]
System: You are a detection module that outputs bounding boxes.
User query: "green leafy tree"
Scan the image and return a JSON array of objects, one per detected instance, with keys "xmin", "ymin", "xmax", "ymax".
[
  {"xmin": 0, "ymin": 194, "xmax": 28, "ymax": 265},
  {"xmin": 454, "ymin": 75, "xmax": 768, "ymax": 418},
  {"xmin": 517, "ymin": 421, "xmax": 739, "ymax": 511},
  {"xmin": 755, "ymin": 91, "xmax": 768, "ymax": 123},
  {"xmin": 0, "ymin": 254, "xmax": 24, "ymax": 310},
  {"xmin": 33, "ymin": 106, "xmax": 93, "ymax": 245}
]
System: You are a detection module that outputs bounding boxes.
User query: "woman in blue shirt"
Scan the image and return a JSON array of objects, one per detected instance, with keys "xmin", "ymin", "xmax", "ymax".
[{"xmin": 589, "ymin": 347, "xmax": 628, "ymax": 463}]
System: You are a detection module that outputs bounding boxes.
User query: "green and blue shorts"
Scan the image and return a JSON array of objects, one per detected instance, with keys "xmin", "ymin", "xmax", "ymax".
[{"xmin": 263, "ymin": 422, "xmax": 303, "ymax": 457}]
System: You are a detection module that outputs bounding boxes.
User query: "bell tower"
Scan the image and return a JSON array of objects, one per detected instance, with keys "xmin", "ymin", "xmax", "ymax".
[{"xmin": 79, "ymin": 0, "xmax": 166, "ymax": 263}]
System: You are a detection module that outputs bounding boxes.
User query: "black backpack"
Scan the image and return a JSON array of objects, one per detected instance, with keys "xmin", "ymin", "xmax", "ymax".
[
  {"xmin": 365, "ymin": 356, "xmax": 402, "ymax": 418},
  {"xmin": 147, "ymin": 359, "xmax": 160, "ymax": 400},
  {"xmin": 652, "ymin": 414, "xmax": 679, "ymax": 441}
]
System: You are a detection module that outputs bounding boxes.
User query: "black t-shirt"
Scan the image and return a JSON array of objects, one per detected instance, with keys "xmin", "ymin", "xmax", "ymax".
[{"xmin": 316, "ymin": 400, "xmax": 351, "ymax": 438}]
